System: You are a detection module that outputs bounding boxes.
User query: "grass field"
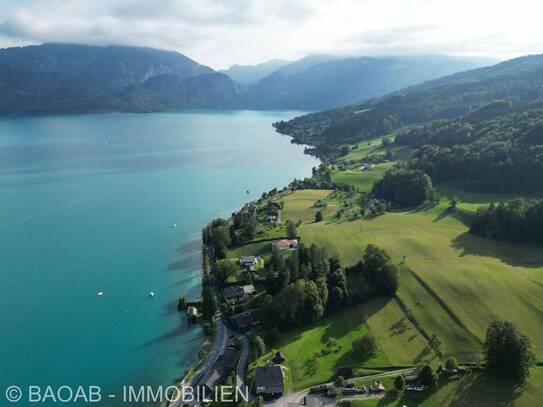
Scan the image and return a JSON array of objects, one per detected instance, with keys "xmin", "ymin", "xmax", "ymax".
[
  {"xmin": 254, "ymin": 307, "xmax": 394, "ymax": 390},
  {"xmin": 359, "ymin": 298, "xmax": 434, "ymax": 365},
  {"xmin": 280, "ymin": 189, "xmax": 336, "ymax": 223},
  {"xmin": 437, "ymin": 183, "xmax": 543, "ymax": 212},
  {"xmin": 350, "ymin": 367, "xmax": 543, "ymax": 407},
  {"xmin": 278, "ymin": 189, "xmax": 543, "ymax": 363},
  {"xmin": 332, "ymin": 162, "xmax": 395, "ymax": 192}
]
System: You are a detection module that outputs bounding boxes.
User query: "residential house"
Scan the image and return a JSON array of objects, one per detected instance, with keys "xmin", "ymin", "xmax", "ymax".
[
  {"xmin": 272, "ymin": 239, "xmax": 299, "ymax": 251},
  {"xmin": 370, "ymin": 382, "xmax": 385, "ymax": 393},
  {"xmin": 200, "ymin": 342, "xmax": 239, "ymax": 397},
  {"xmin": 223, "ymin": 284, "xmax": 255, "ymax": 304},
  {"xmin": 229, "ymin": 308, "xmax": 260, "ymax": 332},
  {"xmin": 241, "ymin": 202, "xmax": 258, "ymax": 218},
  {"xmin": 254, "ymin": 365, "xmax": 284, "ymax": 398},
  {"xmin": 287, "ymin": 396, "xmax": 322, "ymax": 407},
  {"xmin": 266, "ymin": 214, "xmax": 280, "ymax": 224},
  {"xmin": 240, "ymin": 256, "xmax": 261, "ymax": 271}
]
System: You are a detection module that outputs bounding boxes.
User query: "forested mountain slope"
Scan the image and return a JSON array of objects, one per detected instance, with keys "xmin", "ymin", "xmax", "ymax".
[{"xmin": 275, "ymin": 54, "xmax": 543, "ymax": 146}]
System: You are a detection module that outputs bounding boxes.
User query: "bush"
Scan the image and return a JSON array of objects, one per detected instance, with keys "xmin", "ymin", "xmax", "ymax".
[
  {"xmin": 352, "ymin": 333, "xmax": 377, "ymax": 358},
  {"xmin": 315, "ymin": 211, "xmax": 323, "ymax": 222},
  {"xmin": 253, "ymin": 335, "xmax": 266, "ymax": 357},
  {"xmin": 419, "ymin": 365, "xmax": 438, "ymax": 388},
  {"xmin": 445, "ymin": 357, "xmax": 458, "ymax": 370}
]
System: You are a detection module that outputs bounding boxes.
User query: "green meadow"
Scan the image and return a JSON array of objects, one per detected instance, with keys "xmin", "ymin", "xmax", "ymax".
[
  {"xmin": 254, "ymin": 307, "xmax": 392, "ymax": 390},
  {"xmin": 272, "ymin": 186, "xmax": 543, "ymax": 405},
  {"xmin": 291, "ymin": 191, "xmax": 543, "ymax": 359},
  {"xmin": 242, "ymin": 138, "xmax": 542, "ymax": 404}
]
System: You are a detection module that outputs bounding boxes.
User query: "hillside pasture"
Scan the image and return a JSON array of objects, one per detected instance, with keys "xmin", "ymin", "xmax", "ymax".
[{"xmin": 281, "ymin": 190, "xmax": 543, "ymax": 360}]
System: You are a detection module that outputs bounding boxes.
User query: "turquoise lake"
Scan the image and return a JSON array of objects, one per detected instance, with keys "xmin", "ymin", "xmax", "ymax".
[{"xmin": 0, "ymin": 110, "xmax": 318, "ymax": 405}]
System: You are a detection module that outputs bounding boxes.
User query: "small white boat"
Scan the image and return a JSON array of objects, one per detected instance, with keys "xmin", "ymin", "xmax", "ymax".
[
  {"xmin": 171, "ymin": 224, "xmax": 177, "ymax": 228},
  {"xmin": 149, "ymin": 292, "xmax": 155, "ymax": 298},
  {"xmin": 97, "ymin": 291, "xmax": 104, "ymax": 296}
]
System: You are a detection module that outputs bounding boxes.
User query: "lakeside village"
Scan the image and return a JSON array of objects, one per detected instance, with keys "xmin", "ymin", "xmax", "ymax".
[{"xmin": 174, "ymin": 169, "xmax": 480, "ymax": 407}]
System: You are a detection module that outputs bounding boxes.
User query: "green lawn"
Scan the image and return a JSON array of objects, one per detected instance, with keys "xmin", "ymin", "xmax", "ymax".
[
  {"xmin": 279, "ymin": 191, "xmax": 543, "ymax": 362},
  {"xmin": 279, "ymin": 189, "xmax": 336, "ymax": 223},
  {"xmin": 364, "ymin": 368, "xmax": 543, "ymax": 407},
  {"xmin": 332, "ymin": 162, "xmax": 395, "ymax": 192},
  {"xmin": 438, "ymin": 183, "xmax": 543, "ymax": 212},
  {"xmin": 359, "ymin": 298, "xmax": 434, "ymax": 365},
  {"xmin": 254, "ymin": 307, "xmax": 390, "ymax": 390}
]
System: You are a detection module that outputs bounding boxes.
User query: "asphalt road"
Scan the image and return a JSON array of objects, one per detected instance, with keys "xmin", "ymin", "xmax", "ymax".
[
  {"xmin": 236, "ymin": 334, "xmax": 254, "ymax": 400},
  {"xmin": 170, "ymin": 289, "xmax": 230, "ymax": 407},
  {"xmin": 264, "ymin": 368, "xmax": 416, "ymax": 407}
]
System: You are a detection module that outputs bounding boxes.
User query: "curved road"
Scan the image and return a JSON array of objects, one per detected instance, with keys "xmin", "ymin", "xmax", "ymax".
[
  {"xmin": 236, "ymin": 334, "xmax": 253, "ymax": 400},
  {"xmin": 170, "ymin": 289, "xmax": 229, "ymax": 407}
]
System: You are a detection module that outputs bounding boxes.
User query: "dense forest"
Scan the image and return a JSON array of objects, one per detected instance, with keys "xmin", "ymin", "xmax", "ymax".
[
  {"xmin": 403, "ymin": 103, "xmax": 543, "ymax": 192},
  {"xmin": 276, "ymin": 54, "xmax": 543, "ymax": 149},
  {"xmin": 470, "ymin": 199, "xmax": 543, "ymax": 244},
  {"xmin": 372, "ymin": 169, "xmax": 436, "ymax": 207}
]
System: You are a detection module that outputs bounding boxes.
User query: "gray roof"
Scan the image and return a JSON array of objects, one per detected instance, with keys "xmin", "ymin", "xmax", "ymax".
[
  {"xmin": 240, "ymin": 256, "xmax": 258, "ymax": 263},
  {"xmin": 254, "ymin": 365, "xmax": 284, "ymax": 394},
  {"xmin": 201, "ymin": 345, "xmax": 239, "ymax": 395},
  {"xmin": 223, "ymin": 286, "xmax": 244, "ymax": 300}
]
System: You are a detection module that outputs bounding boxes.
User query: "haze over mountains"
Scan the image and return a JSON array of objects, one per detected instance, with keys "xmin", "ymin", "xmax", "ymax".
[{"xmin": 0, "ymin": 43, "xmax": 494, "ymax": 114}]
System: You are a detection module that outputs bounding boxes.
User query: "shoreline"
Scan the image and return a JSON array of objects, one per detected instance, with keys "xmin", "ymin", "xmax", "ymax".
[{"xmin": 169, "ymin": 126, "xmax": 319, "ymax": 399}]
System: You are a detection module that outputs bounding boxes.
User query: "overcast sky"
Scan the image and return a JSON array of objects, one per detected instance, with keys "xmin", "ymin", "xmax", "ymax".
[{"xmin": 0, "ymin": 0, "xmax": 542, "ymax": 69}]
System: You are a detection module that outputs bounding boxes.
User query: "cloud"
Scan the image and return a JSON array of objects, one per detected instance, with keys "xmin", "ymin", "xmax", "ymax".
[{"xmin": 0, "ymin": 0, "xmax": 542, "ymax": 68}]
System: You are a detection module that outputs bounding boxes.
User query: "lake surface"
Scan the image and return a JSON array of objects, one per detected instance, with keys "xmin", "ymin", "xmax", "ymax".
[{"xmin": 0, "ymin": 111, "xmax": 318, "ymax": 405}]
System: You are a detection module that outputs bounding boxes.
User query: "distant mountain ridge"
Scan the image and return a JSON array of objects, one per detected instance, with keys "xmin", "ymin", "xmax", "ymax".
[
  {"xmin": 247, "ymin": 55, "xmax": 488, "ymax": 109},
  {"xmin": 219, "ymin": 59, "xmax": 291, "ymax": 84},
  {"xmin": 0, "ymin": 43, "xmax": 494, "ymax": 114},
  {"xmin": 275, "ymin": 53, "xmax": 543, "ymax": 149}
]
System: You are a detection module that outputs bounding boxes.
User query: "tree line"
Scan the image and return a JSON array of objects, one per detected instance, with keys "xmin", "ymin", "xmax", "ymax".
[
  {"xmin": 470, "ymin": 198, "xmax": 543, "ymax": 244},
  {"xmin": 261, "ymin": 244, "xmax": 400, "ymax": 333}
]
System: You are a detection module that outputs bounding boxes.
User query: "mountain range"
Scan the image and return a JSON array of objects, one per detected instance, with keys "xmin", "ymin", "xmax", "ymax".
[
  {"xmin": 0, "ymin": 43, "xmax": 493, "ymax": 114},
  {"xmin": 275, "ymin": 53, "xmax": 543, "ymax": 149}
]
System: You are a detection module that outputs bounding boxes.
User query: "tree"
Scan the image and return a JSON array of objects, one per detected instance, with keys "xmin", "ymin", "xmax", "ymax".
[
  {"xmin": 266, "ymin": 327, "xmax": 281, "ymax": 346},
  {"xmin": 445, "ymin": 357, "xmax": 458, "ymax": 370},
  {"xmin": 376, "ymin": 263, "xmax": 399, "ymax": 296},
  {"xmin": 215, "ymin": 260, "xmax": 239, "ymax": 286},
  {"xmin": 286, "ymin": 219, "xmax": 298, "ymax": 239},
  {"xmin": 352, "ymin": 333, "xmax": 377, "ymax": 358},
  {"xmin": 253, "ymin": 335, "xmax": 266, "ymax": 357},
  {"xmin": 484, "ymin": 319, "xmax": 535, "ymax": 382},
  {"xmin": 229, "ymin": 225, "xmax": 239, "ymax": 246},
  {"xmin": 335, "ymin": 375, "xmax": 346, "ymax": 388},
  {"xmin": 315, "ymin": 211, "xmax": 323, "ymax": 222},
  {"xmin": 449, "ymin": 196, "xmax": 459, "ymax": 209},
  {"xmin": 394, "ymin": 375, "xmax": 405, "ymax": 391},
  {"xmin": 202, "ymin": 285, "xmax": 216, "ymax": 320},
  {"xmin": 429, "ymin": 334, "xmax": 443, "ymax": 355},
  {"xmin": 372, "ymin": 169, "xmax": 435, "ymax": 207},
  {"xmin": 177, "ymin": 296, "xmax": 187, "ymax": 310},
  {"xmin": 246, "ymin": 220, "xmax": 257, "ymax": 240},
  {"xmin": 419, "ymin": 365, "xmax": 438, "ymax": 388}
]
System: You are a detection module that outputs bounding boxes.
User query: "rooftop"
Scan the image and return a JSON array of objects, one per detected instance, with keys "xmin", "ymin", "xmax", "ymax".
[{"xmin": 254, "ymin": 365, "xmax": 284, "ymax": 394}]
